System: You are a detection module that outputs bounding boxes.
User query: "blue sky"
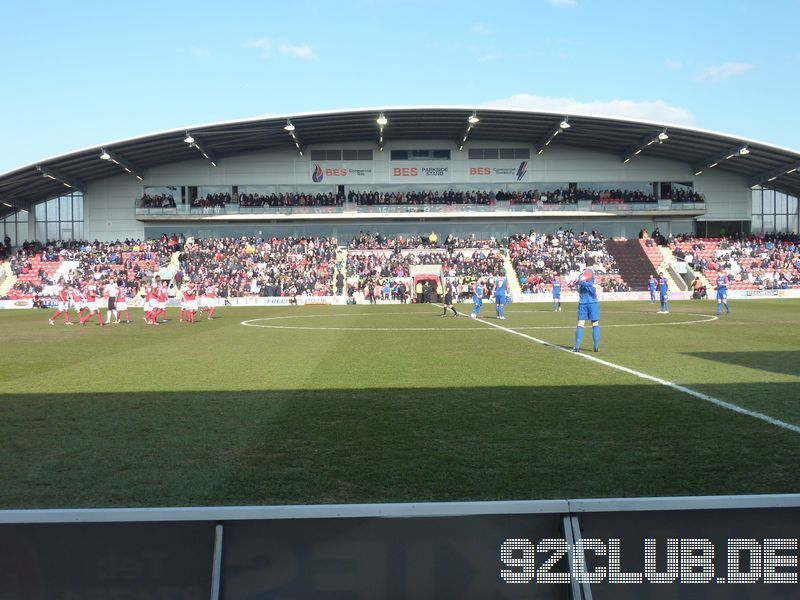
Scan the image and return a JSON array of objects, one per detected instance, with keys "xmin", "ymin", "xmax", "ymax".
[{"xmin": 1, "ymin": 0, "xmax": 799, "ymax": 174}]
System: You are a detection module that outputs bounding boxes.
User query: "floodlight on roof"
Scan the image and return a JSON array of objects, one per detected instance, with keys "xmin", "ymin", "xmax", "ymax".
[
  {"xmin": 184, "ymin": 133, "xmax": 195, "ymax": 145},
  {"xmin": 284, "ymin": 119, "xmax": 295, "ymax": 132},
  {"xmin": 99, "ymin": 149, "xmax": 111, "ymax": 160},
  {"xmin": 658, "ymin": 129, "xmax": 669, "ymax": 141},
  {"xmin": 376, "ymin": 113, "xmax": 388, "ymax": 127},
  {"xmin": 468, "ymin": 112, "xmax": 480, "ymax": 125},
  {"xmin": 36, "ymin": 166, "xmax": 86, "ymax": 191},
  {"xmin": 739, "ymin": 145, "xmax": 750, "ymax": 156},
  {"xmin": 559, "ymin": 117, "xmax": 570, "ymax": 129}
]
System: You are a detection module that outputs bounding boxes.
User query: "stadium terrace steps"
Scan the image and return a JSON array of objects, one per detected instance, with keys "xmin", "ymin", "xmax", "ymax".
[
  {"xmin": 0, "ymin": 261, "xmax": 15, "ymax": 296},
  {"xmin": 638, "ymin": 240, "xmax": 666, "ymax": 272},
  {"xmin": 335, "ymin": 247, "xmax": 348, "ymax": 281},
  {"xmin": 657, "ymin": 246, "xmax": 683, "ymax": 292},
  {"xmin": 606, "ymin": 239, "xmax": 659, "ymax": 291},
  {"xmin": 502, "ymin": 252, "xmax": 523, "ymax": 296}
]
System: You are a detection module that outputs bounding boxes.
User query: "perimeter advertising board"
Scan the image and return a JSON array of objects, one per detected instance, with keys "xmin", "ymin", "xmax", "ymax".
[
  {"xmin": 467, "ymin": 160, "xmax": 530, "ymax": 183},
  {"xmin": 309, "ymin": 162, "xmax": 374, "ymax": 184},
  {"xmin": 389, "ymin": 163, "xmax": 451, "ymax": 182}
]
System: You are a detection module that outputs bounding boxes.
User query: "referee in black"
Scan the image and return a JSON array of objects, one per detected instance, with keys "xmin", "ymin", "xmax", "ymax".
[{"xmin": 440, "ymin": 279, "xmax": 459, "ymax": 317}]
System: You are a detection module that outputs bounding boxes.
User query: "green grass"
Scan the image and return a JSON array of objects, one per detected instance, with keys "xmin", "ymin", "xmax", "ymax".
[{"xmin": 1, "ymin": 299, "xmax": 799, "ymax": 508}]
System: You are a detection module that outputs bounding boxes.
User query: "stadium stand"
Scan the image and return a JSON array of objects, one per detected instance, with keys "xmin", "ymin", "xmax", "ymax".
[
  {"xmin": 9, "ymin": 231, "xmax": 795, "ymax": 302},
  {"xmin": 671, "ymin": 234, "xmax": 800, "ymax": 289},
  {"xmin": 4, "ymin": 239, "xmax": 175, "ymax": 299},
  {"xmin": 508, "ymin": 229, "xmax": 626, "ymax": 292},
  {"xmin": 178, "ymin": 236, "xmax": 338, "ymax": 297}
]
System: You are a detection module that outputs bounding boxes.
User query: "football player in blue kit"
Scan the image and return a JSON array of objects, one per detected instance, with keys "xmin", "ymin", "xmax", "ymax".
[
  {"xmin": 573, "ymin": 266, "xmax": 600, "ymax": 353},
  {"xmin": 552, "ymin": 276, "xmax": 562, "ymax": 312},
  {"xmin": 648, "ymin": 274, "xmax": 657, "ymax": 304},
  {"xmin": 471, "ymin": 279, "xmax": 484, "ymax": 319},
  {"xmin": 657, "ymin": 273, "xmax": 669, "ymax": 314},
  {"xmin": 494, "ymin": 270, "xmax": 508, "ymax": 320},
  {"xmin": 715, "ymin": 272, "xmax": 730, "ymax": 315}
]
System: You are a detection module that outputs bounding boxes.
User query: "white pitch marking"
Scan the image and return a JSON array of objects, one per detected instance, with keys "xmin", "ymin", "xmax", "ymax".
[
  {"xmin": 241, "ymin": 311, "xmax": 717, "ymax": 332},
  {"xmin": 468, "ymin": 313, "xmax": 800, "ymax": 435}
]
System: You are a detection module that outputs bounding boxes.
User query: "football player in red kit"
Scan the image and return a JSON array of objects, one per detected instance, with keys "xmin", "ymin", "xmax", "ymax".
[
  {"xmin": 144, "ymin": 281, "xmax": 160, "ymax": 325},
  {"xmin": 80, "ymin": 281, "xmax": 105, "ymax": 326},
  {"xmin": 71, "ymin": 284, "xmax": 89, "ymax": 323},
  {"xmin": 157, "ymin": 280, "xmax": 169, "ymax": 323},
  {"xmin": 49, "ymin": 279, "xmax": 73, "ymax": 325},
  {"xmin": 200, "ymin": 280, "xmax": 217, "ymax": 319},
  {"xmin": 183, "ymin": 282, "xmax": 198, "ymax": 323}
]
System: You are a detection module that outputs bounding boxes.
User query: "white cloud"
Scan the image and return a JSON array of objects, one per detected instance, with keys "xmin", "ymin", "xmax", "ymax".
[
  {"xmin": 481, "ymin": 94, "xmax": 695, "ymax": 125},
  {"xmin": 246, "ymin": 38, "xmax": 274, "ymax": 57},
  {"xmin": 278, "ymin": 44, "xmax": 317, "ymax": 60},
  {"xmin": 697, "ymin": 62, "xmax": 752, "ymax": 83},
  {"xmin": 472, "ymin": 22, "xmax": 493, "ymax": 35},
  {"xmin": 246, "ymin": 38, "xmax": 317, "ymax": 60},
  {"xmin": 548, "ymin": 0, "xmax": 577, "ymax": 6},
  {"xmin": 478, "ymin": 52, "xmax": 503, "ymax": 63}
]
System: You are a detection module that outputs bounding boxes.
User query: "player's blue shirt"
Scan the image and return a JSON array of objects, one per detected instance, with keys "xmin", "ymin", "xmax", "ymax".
[
  {"xmin": 658, "ymin": 277, "xmax": 668, "ymax": 294},
  {"xmin": 716, "ymin": 274, "xmax": 728, "ymax": 290},
  {"xmin": 552, "ymin": 279, "xmax": 561, "ymax": 297},
  {"xmin": 577, "ymin": 270, "xmax": 598, "ymax": 305},
  {"xmin": 648, "ymin": 277, "xmax": 657, "ymax": 291},
  {"xmin": 494, "ymin": 277, "xmax": 507, "ymax": 297},
  {"xmin": 473, "ymin": 283, "xmax": 484, "ymax": 302}
]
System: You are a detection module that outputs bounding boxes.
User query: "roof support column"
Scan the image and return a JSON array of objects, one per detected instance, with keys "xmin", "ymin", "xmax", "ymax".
[{"xmin": 27, "ymin": 207, "xmax": 36, "ymax": 242}]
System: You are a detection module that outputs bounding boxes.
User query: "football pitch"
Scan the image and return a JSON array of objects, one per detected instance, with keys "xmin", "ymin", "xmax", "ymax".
[{"xmin": 1, "ymin": 299, "xmax": 799, "ymax": 509}]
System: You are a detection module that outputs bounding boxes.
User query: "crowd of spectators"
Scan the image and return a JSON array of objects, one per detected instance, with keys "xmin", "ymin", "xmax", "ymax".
[
  {"xmin": 239, "ymin": 192, "xmax": 343, "ymax": 208},
  {"xmin": 508, "ymin": 229, "xmax": 621, "ymax": 293},
  {"xmin": 664, "ymin": 189, "xmax": 705, "ymax": 203},
  {"xmin": 192, "ymin": 193, "xmax": 232, "ymax": 208},
  {"xmin": 672, "ymin": 233, "xmax": 800, "ymax": 288},
  {"xmin": 348, "ymin": 231, "xmax": 500, "ymax": 251},
  {"xmin": 504, "ymin": 187, "xmax": 655, "ymax": 205},
  {"xmin": 137, "ymin": 185, "xmax": 703, "ymax": 212},
  {"xmin": 139, "ymin": 194, "xmax": 176, "ymax": 208},
  {"xmin": 347, "ymin": 251, "xmax": 420, "ymax": 279},
  {"xmin": 348, "ymin": 190, "xmax": 493, "ymax": 206},
  {"xmin": 178, "ymin": 236, "xmax": 338, "ymax": 298},
  {"xmin": 4, "ymin": 236, "xmax": 178, "ymax": 298}
]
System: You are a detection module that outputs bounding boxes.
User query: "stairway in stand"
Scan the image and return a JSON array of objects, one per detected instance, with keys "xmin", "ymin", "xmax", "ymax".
[
  {"xmin": 606, "ymin": 240, "xmax": 659, "ymax": 291},
  {"xmin": 0, "ymin": 261, "xmax": 15, "ymax": 296},
  {"xmin": 502, "ymin": 251, "xmax": 522, "ymax": 297}
]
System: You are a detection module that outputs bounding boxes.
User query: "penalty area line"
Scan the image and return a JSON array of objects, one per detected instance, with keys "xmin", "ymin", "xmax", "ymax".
[{"xmin": 466, "ymin": 311, "xmax": 800, "ymax": 436}]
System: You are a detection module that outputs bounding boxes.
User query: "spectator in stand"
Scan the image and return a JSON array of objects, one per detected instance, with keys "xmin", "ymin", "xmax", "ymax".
[{"xmin": 139, "ymin": 194, "xmax": 176, "ymax": 208}]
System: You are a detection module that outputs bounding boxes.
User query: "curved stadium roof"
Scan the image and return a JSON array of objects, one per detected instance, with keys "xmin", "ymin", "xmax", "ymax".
[{"xmin": 2, "ymin": 106, "xmax": 800, "ymax": 218}]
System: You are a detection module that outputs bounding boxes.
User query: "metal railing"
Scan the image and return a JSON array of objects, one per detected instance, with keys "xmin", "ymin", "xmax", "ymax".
[{"xmin": 134, "ymin": 199, "xmax": 705, "ymax": 217}]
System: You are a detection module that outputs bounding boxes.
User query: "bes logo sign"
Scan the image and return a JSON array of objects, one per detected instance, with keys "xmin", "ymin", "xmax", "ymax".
[{"xmin": 311, "ymin": 164, "xmax": 324, "ymax": 183}]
